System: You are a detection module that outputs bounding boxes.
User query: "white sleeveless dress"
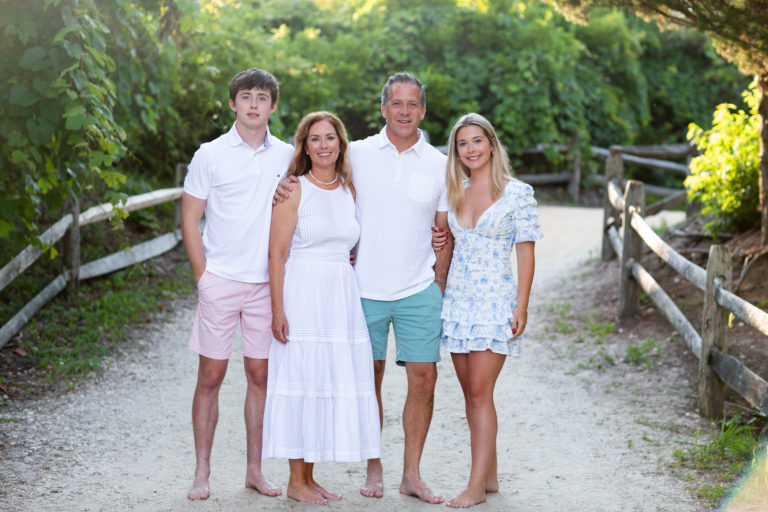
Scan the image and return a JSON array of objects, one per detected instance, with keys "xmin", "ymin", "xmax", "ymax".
[{"xmin": 262, "ymin": 176, "xmax": 381, "ymax": 462}]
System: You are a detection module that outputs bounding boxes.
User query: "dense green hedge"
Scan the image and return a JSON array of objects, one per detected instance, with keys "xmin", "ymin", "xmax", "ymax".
[
  {"xmin": 0, "ymin": 0, "xmax": 747, "ymax": 251},
  {"xmin": 685, "ymin": 80, "xmax": 761, "ymax": 236}
]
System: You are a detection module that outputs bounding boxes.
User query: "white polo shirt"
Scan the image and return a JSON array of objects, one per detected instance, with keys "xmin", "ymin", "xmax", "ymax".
[
  {"xmin": 184, "ymin": 123, "xmax": 293, "ymax": 283},
  {"xmin": 350, "ymin": 127, "xmax": 449, "ymax": 300}
]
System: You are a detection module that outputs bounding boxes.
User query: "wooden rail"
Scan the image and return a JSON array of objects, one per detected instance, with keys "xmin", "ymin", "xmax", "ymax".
[
  {"xmin": 436, "ymin": 142, "xmax": 693, "ymax": 204},
  {"xmin": 602, "ymin": 166, "xmax": 768, "ymax": 418},
  {"xmin": 0, "ymin": 164, "xmax": 187, "ymax": 349}
]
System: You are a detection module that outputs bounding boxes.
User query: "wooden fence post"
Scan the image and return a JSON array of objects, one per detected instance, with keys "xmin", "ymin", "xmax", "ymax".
[
  {"xmin": 568, "ymin": 134, "xmax": 581, "ymax": 204},
  {"xmin": 63, "ymin": 197, "xmax": 80, "ymax": 295},
  {"xmin": 698, "ymin": 244, "xmax": 732, "ymax": 419},
  {"xmin": 619, "ymin": 180, "xmax": 645, "ymax": 319},
  {"xmin": 174, "ymin": 163, "xmax": 186, "ymax": 230},
  {"xmin": 602, "ymin": 148, "xmax": 624, "ymax": 261}
]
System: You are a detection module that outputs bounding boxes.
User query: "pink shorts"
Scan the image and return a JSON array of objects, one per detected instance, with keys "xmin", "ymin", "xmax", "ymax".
[{"xmin": 188, "ymin": 271, "xmax": 272, "ymax": 360}]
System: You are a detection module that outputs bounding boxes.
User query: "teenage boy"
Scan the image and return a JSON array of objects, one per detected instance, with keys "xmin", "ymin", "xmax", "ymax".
[{"xmin": 182, "ymin": 68, "xmax": 293, "ymax": 501}]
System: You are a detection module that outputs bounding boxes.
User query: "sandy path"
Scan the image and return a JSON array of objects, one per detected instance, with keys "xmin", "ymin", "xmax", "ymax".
[{"xmin": 0, "ymin": 205, "xmax": 703, "ymax": 511}]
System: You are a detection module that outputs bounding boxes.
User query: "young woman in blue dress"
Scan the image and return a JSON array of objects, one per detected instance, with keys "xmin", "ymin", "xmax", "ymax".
[{"xmin": 434, "ymin": 113, "xmax": 542, "ymax": 508}]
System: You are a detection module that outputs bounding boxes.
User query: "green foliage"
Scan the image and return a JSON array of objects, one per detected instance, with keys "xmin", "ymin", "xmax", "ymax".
[
  {"xmin": 0, "ymin": 0, "xmax": 748, "ymax": 252},
  {"xmin": 684, "ymin": 80, "xmax": 760, "ymax": 235},
  {"xmin": 585, "ymin": 319, "xmax": 614, "ymax": 343},
  {"xmin": 672, "ymin": 415, "xmax": 765, "ymax": 505},
  {"xmin": 624, "ymin": 337, "xmax": 660, "ymax": 368},
  {"xmin": 15, "ymin": 254, "xmax": 192, "ymax": 385}
]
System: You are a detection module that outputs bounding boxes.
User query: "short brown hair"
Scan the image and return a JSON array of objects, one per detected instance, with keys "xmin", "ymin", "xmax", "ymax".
[{"xmin": 228, "ymin": 68, "xmax": 279, "ymax": 104}]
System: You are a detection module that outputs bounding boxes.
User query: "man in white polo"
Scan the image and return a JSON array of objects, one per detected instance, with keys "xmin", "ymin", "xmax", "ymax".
[
  {"xmin": 351, "ymin": 72, "xmax": 452, "ymax": 504},
  {"xmin": 182, "ymin": 68, "xmax": 293, "ymax": 501}
]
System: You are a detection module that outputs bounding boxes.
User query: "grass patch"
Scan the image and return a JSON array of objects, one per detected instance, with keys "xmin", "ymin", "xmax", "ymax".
[
  {"xmin": 673, "ymin": 415, "xmax": 766, "ymax": 507},
  {"xmin": 625, "ymin": 338, "xmax": 662, "ymax": 369},
  {"xmin": 2, "ymin": 248, "xmax": 192, "ymax": 391},
  {"xmin": 585, "ymin": 320, "xmax": 615, "ymax": 344}
]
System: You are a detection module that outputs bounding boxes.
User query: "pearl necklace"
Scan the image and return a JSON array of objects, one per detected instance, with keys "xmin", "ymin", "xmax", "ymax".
[{"xmin": 308, "ymin": 169, "xmax": 338, "ymax": 186}]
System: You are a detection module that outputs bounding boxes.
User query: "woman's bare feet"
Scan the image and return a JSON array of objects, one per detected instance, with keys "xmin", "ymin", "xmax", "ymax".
[
  {"xmin": 287, "ymin": 481, "xmax": 328, "ymax": 504},
  {"xmin": 188, "ymin": 467, "xmax": 210, "ymax": 500},
  {"xmin": 486, "ymin": 477, "xmax": 499, "ymax": 493},
  {"xmin": 245, "ymin": 471, "xmax": 281, "ymax": 497},
  {"xmin": 399, "ymin": 475, "xmax": 444, "ymax": 504},
  {"xmin": 446, "ymin": 487, "xmax": 487, "ymax": 508},
  {"xmin": 309, "ymin": 478, "xmax": 342, "ymax": 500},
  {"xmin": 360, "ymin": 459, "xmax": 384, "ymax": 498}
]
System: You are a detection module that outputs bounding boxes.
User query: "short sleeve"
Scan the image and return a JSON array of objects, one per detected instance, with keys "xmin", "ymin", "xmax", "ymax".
[
  {"xmin": 183, "ymin": 144, "xmax": 212, "ymax": 200},
  {"xmin": 437, "ymin": 177, "xmax": 449, "ymax": 212},
  {"xmin": 510, "ymin": 183, "xmax": 543, "ymax": 244}
]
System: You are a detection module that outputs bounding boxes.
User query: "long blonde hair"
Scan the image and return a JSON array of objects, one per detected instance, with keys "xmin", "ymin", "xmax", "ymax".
[
  {"xmin": 287, "ymin": 111, "xmax": 354, "ymax": 194},
  {"xmin": 446, "ymin": 113, "xmax": 511, "ymax": 212}
]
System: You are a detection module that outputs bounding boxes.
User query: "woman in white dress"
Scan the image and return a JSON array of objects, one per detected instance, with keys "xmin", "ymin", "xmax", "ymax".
[{"xmin": 264, "ymin": 111, "xmax": 381, "ymax": 504}]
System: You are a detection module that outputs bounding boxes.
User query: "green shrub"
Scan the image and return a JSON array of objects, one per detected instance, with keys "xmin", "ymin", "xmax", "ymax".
[{"xmin": 685, "ymin": 79, "xmax": 760, "ymax": 236}]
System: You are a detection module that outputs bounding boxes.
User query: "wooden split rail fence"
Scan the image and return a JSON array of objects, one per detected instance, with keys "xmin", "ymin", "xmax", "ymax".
[
  {"xmin": 0, "ymin": 165, "xmax": 188, "ymax": 349},
  {"xmin": 601, "ymin": 152, "xmax": 768, "ymax": 418},
  {"xmin": 436, "ymin": 141, "xmax": 695, "ymax": 204}
]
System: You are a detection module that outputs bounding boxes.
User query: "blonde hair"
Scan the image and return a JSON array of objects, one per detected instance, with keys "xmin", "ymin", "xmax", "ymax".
[
  {"xmin": 287, "ymin": 111, "xmax": 354, "ymax": 194},
  {"xmin": 446, "ymin": 113, "xmax": 511, "ymax": 212}
]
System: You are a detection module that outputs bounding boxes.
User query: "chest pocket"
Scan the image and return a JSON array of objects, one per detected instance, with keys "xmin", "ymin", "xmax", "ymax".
[{"xmin": 407, "ymin": 173, "xmax": 437, "ymax": 203}]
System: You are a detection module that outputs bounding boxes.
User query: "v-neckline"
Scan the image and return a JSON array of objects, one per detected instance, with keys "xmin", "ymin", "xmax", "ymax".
[{"xmin": 455, "ymin": 179, "xmax": 511, "ymax": 230}]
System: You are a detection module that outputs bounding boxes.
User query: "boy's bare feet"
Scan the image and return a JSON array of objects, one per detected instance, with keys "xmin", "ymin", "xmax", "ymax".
[
  {"xmin": 399, "ymin": 475, "xmax": 443, "ymax": 504},
  {"xmin": 245, "ymin": 471, "xmax": 281, "ymax": 497},
  {"xmin": 188, "ymin": 468, "xmax": 210, "ymax": 500},
  {"xmin": 446, "ymin": 487, "xmax": 487, "ymax": 508}
]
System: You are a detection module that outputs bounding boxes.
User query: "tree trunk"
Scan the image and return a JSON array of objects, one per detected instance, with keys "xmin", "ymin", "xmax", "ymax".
[{"xmin": 760, "ymin": 73, "xmax": 768, "ymax": 247}]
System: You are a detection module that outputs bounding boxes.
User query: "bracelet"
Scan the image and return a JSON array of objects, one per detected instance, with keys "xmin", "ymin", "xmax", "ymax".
[{"xmin": 515, "ymin": 305, "xmax": 528, "ymax": 314}]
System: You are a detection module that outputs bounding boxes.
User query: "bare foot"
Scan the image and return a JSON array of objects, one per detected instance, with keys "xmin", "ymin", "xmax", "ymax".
[
  {"xmin": 360, "ymin": 459, "xmax": 383, "ymax": 498},
  {"xmin": 486, "ymin": 477, "xmax": 499, "ymax": 493},
  {"xmin": 188, "ymin": 468, "xmax": 210, "ymax": 500},
  {"xmin": 399, "ymin": 475, "xmax": 444, "ymax": 504},
  {"xmin": 446, "ymin": 488, "xmax": 487, "ymax": 508},
  {"xmin": 309, "ymin": 479, "xmax": 342, "ymax": 500},
  {"xmin": 245, "ymin": 471, "xmax": 282, "ymax": 497},
  {"xmin": 287, "ymin": 482, "xmax": 328, "ymax": 504}
]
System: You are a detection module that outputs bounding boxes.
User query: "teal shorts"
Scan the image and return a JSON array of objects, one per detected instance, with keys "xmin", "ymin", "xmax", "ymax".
[{"xmin": 361, "ymin": 282, "xmax": 442, "ymax": 366}]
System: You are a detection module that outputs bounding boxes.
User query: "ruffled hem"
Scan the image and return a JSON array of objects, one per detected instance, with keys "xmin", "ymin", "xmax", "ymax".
[
  {"xmin": 441, "ymin": 335, "xmax": 521, "ymax": 357},
  {"xmin": 263, "ymin": 395, "xmax": 381, "ymax": 462}
]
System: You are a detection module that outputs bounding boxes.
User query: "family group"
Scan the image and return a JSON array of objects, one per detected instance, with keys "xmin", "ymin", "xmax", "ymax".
[{"xmin": 181, "ymin": 67, "xmax": 542, "ymax": 508}]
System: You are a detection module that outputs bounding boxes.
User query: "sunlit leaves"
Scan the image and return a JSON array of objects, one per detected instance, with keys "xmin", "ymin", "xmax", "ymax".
[{"xmin": 685, "ymin": 79, "xmax": 760, "ymax": 235}]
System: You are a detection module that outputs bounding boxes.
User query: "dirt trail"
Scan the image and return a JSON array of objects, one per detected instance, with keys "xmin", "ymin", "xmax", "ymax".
[{"xmin": 0, "ymin": 205, "xmax": 704, "ymax": 512}]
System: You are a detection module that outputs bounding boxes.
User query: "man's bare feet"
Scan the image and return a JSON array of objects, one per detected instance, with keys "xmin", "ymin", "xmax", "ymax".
[
  {"xmin": 188, "ymin": 468, "xmax": 210, "ymax": 500},
  {"xmin": 360, "ymin": 459, "xmax": 384, "ymax": 498},
  {"xmin": 245, "ymin": 471, "xmax": 281, "ymax": 497},
  {"xmin": 399, "ymin": 475, "xmax": 444, "ymax": 504},
  {"xmin": 446, "ymin": 487, "xmax": 487, "ymax": 508},
  {"xmin": 287, "ymin": 482, "xmax": 328, "ymax": 504},
  {"xmin": 309, "ymin": 479, "xmax": 342, "ymax": 500}
]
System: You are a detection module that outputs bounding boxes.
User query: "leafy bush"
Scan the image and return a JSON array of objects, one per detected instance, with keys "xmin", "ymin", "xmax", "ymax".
[
  {"xmin": 0, "ymin": 0, "xmax": 748, "ymax": 252},
  {"xmin": 685, "ymin": 80, "xmax": 760, "ymax": 235}
]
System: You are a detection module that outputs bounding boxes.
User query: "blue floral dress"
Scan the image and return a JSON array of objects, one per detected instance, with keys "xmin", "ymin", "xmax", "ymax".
[{"xmin": 441, "ymin": 179, "xmax": 543, "ymax": 356}]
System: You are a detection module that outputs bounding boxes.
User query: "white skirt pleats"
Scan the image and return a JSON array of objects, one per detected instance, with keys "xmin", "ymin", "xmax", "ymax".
[{"xmin": 262, "ymin": 255, "xmax": 381, "ymax": 462}]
